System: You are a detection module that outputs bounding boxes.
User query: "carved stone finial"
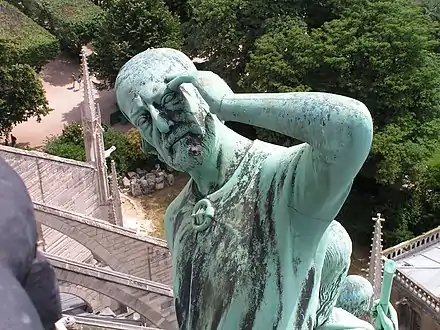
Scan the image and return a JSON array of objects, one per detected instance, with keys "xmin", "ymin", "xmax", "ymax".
[{"xmin": 369, "ymin": 213, "xmax": 386, "ymax": 304}]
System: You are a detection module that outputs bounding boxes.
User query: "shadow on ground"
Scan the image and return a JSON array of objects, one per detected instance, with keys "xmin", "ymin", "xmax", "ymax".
[
  {"xmin": 61, "ymin": 87, "xmax": 132, "ymax": 132},
  {"xmin": 40, "ymin": 52, "xmax": 81, "ymax": 87}
]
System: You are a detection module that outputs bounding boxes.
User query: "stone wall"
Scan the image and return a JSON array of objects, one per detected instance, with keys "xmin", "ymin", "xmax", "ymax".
[
  {"xmin": 0, "ymin": 145, "xmax": 103, "ymax": 263},
  {"xmin": 36, "ymin": 203, "xmax": 172, "ymax": 284},
  {"xmin": 391, "ymin": 282, "xmax": 440, "ymax": 330},
  {"xmin": 48, "ymin": 253, "xmax": 176, "ymax": 329},
  {"xmin": 0, "ymin": 145, "xmax": 101, "ymax": 216}
]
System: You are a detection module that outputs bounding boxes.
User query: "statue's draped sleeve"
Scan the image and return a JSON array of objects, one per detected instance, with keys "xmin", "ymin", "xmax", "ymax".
[{"xmin": 222, "ymin": 92, "xmax": 373, "ymax": 227}]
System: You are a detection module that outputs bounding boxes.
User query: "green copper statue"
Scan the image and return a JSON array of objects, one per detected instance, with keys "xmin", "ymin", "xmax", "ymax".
[{"xmin": 115, "ymin": 48, "xmax": 398, "ymax": 330}]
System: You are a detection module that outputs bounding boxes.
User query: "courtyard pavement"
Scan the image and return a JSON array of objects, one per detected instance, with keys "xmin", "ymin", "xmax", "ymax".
[{"xmin": 12, "ymin": 51, "xmax": 118, "ymax": 148}]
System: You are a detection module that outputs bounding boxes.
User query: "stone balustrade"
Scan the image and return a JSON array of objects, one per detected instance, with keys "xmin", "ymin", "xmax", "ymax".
[
  {"xmin": 381, "ymin": 226, "xmax": 440, "ymax": 319},
  {"xmin": 382, "ymin": 225, "xmax": 440, "ymax": 260},
  {"xmin": 392, "ymin": 265, "xmax": 440, "ymax": 314}
]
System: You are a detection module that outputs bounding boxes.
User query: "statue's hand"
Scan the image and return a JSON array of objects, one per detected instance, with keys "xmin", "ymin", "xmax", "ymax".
[
  {"xmin": 371, "ymin": 300, "xmax": 398, "ymax": 330},
  {"xmin": 166, "ymin": 71, "xmax": 233, "ymax": 116}
]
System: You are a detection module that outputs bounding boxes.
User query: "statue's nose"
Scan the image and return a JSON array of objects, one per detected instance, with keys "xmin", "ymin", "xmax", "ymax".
[{"xmin": 148, "ymin": 104, "xmax": 174, "ymax": 133}]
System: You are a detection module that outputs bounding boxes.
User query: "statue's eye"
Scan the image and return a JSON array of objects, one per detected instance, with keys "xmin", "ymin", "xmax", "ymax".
[
  {"xmin": 161, "ymin": 92, "xmax": 177, "ymax": 107},
  {"xmin": 136, "ymin": 114, "xmax": 150, "ymax": 127}
]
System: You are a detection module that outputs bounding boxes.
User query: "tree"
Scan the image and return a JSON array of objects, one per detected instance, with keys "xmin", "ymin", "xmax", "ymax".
[
  {"xmin": 90, "ymin": 0, "xmax": 112, "ymax": 8},
  {"xmin": 183, "ymin": 0, "xmax": 351, "ymax": 89},
  {"xmin": 242, "ymin": 0, "xmax": 440, "ymax": 186},
  {"xmin": 164, "ymin": 0, "xmax": 190, "ymax": 23},
  {"xmin": 88, "ymin": 0, "xmax": 182, "ymax": 89},
  {"xmin": 0, "ymin": 40, "xmax": 52, "ymax": 136}
]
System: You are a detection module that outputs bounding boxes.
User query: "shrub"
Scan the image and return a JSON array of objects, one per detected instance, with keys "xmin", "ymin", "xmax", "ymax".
[
  {"xmin": 44, "ymin": 136, "xmax": 86, "ymax": 161},
  {"xmin": 0, "ymin": 1, "xmax": 59, "ymax": 69},
  {"xmin": 43, "ymin": 123, "xmax": 156, "ymax": 173},
  {"xmin": 10, "ymin": 0, "xmax": 103, "ymax": 54},
  {"xmin": 43, "ymin": 123, "xmax": 86, "ymax": 161}
]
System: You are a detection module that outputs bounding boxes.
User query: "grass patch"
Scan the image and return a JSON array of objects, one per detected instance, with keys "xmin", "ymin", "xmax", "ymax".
[
  {"xmin": 43, "ymin": 0, "xmax": 102, "ymax": 25},
  {"xmin": 8, "ymin": 0, "xmax": 103, "ymax": 53},
  {"xmin": 139, "ymin": 174, "xmax": 189, "ymax": 239},
  {"xmin": 0, "ymin": 1, "xmax": 59, "ymax": 68}
]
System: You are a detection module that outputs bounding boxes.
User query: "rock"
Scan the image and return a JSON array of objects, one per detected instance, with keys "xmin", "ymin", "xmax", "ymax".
[
  {"xmin": 127, "ymin": 171, "xmax": 138, "ymax": 179},
  {"xmin": 139, "ymin": 178, "xmax": 148, "ymax": 191},
  {"xmin": 122, "ymin": 177, "xmax": 130, "ymax": 189},
  {"xmin": 156, "ymin": 181, "xmax": 165, "ymax": 190},
  {"xmin": 155, "ymin": 174, "xmax": 164, "ymax": 184},
  {"xmin": 130, "ymin": 179, "xmax": 142, "ymax": 197},
  {"xmin": 136, "ymin": 168, "xmax": 147, "ymax": 176},
  {"xmin": 166, "ymin": 173, "xmax": 175, "ymax": 186},
  {"xmin": 140, "ymin": 179, "xmax": 154, "ymax": 194},
  {"xmin": 145, "ymin": 173, "xmax": 156, "ymax": 181}
]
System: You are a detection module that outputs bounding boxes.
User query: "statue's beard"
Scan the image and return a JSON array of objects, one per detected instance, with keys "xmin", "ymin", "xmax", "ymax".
[{"xmin": 140, "ymin": 112, "xmax": 217, "ymax": 171}]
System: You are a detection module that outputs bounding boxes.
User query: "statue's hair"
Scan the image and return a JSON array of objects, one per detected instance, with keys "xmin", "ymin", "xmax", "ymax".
[
  {"xmin": 115, "ymin": 48, "xmax": 197, "ymax": 123},
  {"xmin": 336, "ymin": 275, "xmax": 373, "ymax": 317}
]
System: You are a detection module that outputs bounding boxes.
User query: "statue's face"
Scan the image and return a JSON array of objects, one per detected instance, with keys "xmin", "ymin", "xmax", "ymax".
[{"xmin": 126, "ymin": 83, "xmax": 217, "ymax": 172}]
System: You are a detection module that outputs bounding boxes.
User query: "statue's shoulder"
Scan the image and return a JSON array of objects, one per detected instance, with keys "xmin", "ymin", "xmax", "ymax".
[
  {"xmin": 253, "ymin": 139, "xmax": 286, "ymax": 153},
  {"xmin": 252, "ymin": 139, "xmax": 308, "ymax": 178}
]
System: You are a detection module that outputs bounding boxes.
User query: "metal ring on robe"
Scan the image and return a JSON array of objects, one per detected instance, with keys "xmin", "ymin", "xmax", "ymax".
[{"xmin": 191, "ymin": 199, "xmax": 215, "ymax": 232}]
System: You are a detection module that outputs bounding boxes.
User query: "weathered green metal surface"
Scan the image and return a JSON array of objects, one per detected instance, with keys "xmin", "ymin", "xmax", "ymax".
[
  {"xmin": 371, "ymin": 260, "xmax": 398, "ymax": 330},
  {"xmin": 115, "ymin": 48, "xmax": 398, "ymax": 330}
]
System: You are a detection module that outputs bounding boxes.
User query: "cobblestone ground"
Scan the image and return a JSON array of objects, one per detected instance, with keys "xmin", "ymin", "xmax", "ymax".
[{"xmin": 12, "ymin": 51, "xmax": 117, "ymax": 148}]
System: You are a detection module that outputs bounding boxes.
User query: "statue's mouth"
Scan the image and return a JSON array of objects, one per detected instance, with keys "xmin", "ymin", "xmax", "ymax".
[
  {"xmin": 168, "ymin": 131, "xmax": 191, "ymax": 149},
  {"xmin": 167, "ymin": 131, "xmax": 204, "ymax": 157}
]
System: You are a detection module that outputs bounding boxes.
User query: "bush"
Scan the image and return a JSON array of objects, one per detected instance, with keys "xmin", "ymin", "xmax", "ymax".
[
  {"xmin": 10, "ymin": 0, "xmax": 103, "ymax": 54},
  {"xmin": 43, "ymin": 123, "xmax": 86, "ymax": 160},
  {"xmin": 0, "ymin": 1, "xmax": 59, "ymax": 69},
  {"xmin": 44, "ymin": 136, "xmax": 86, "ymax": 161},
  {"xmin": 43, "ymin": 123, "xmax": 156, "ymax": 173}
]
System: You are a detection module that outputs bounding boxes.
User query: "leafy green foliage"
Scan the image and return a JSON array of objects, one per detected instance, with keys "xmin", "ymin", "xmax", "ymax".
[
  {"xmin": 102, "ymin": 125, "xmax": 139, "ymax": 173},
  {"xmin": 0, "ymin": 39, "xmax": 52, "ymax": 135},
  {"xmin": 242, "ymin": 0, "xmax": 440, "ymax": 187},
  {"xmin": 416, "ymin": 0, "xmax": 440, "ymax": 20},
  {"xmin": 183, "ymin": 0, "xmax": 351, "ymax": 88},
  {"xmin": 43, "ymin": 123, "xmax": 155, "ymax": 173},
  {"xmin": 89, "ymin": 0, "xmax": 111, "ymax": 9},
  {"xmin": 88, "ymin": 0, "xmax": 182, "ymax": 89},
  {"xmin": 10, "ymin": 0, "xmax": 103, "ymax": 54},
  {"xmin": 44, "ymin": 137, "xmax": 86, "ymax": 161},
  {"xmin": 0, "ymin": 1, "xmax": 59, "ymax": 69},
  {"xmin": 164, "ymin": 0, "xmax": 189, "ymax": 23},
  {"xmin": 43, "ymin": 123, "xmax": 86, "ymax": 161}
]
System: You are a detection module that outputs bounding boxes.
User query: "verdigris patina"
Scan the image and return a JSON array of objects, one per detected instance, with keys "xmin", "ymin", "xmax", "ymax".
[{"xmin": 115, "ymin": 48, "xmax": 398, "ymax": 329}]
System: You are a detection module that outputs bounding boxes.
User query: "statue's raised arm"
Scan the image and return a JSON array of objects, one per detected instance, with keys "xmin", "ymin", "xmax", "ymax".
[
  {"xmin": 115, "ymin": 48, "xmax": 387, "ymax": 330},
  {"xmin": 167, "ymin": 70, "xmax": 373, "ymax": 230}
]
